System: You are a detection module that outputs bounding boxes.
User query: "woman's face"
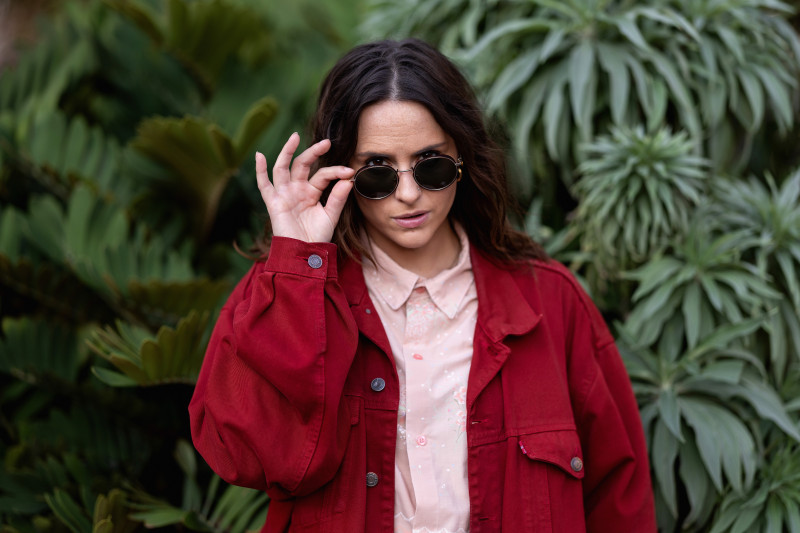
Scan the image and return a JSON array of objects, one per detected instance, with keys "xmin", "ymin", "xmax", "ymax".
[{"xmin": 349, "ymin": 100, "xmax": 459, "ymax": 268}]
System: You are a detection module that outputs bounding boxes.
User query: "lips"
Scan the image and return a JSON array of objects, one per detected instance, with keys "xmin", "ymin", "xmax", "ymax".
[{"xmin": 393, "ymin": 211, "xmax": 429, "ymax": 229}]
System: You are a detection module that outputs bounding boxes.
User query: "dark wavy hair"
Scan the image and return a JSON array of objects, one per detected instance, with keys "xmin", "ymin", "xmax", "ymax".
[{"xmin": 261, "ymin": 38, "xmax": 546, "ymax": 266}]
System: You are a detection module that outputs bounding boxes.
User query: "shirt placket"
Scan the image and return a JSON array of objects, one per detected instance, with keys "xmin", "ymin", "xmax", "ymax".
[{"xmin": 403, "ymin": 286, "xmax": 440, "ymax": 529}]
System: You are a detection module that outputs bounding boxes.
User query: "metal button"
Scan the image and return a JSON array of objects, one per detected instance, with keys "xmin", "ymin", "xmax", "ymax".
[
  {"xmin": 307, "ymin": 254, "xmax": 323, "ymax": 269},
  {"xmin": 570, "ymin": 457, "xmax": 583, "ymax": 472},
  {"xmin": 366, "ymin": 472, "xmax": 379, "ymax": 487},
  {"xmin": 370, "ymin": 377, "xmax": 386, "ymax": 392}
]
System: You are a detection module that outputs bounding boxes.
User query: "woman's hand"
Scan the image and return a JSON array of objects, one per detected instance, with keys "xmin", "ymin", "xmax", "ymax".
[{"xmin": 256, "ymin": 133, "xmax": 355, "ymax": 243}]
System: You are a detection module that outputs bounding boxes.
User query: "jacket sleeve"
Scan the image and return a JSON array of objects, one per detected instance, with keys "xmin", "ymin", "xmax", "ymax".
[
  {"xmin": 565, "ymin": 280, "xmax": 657, "ymax": 532},
  {"xmin": 188, "ymin": 237, "xmax": 359, "ymax": 498}
]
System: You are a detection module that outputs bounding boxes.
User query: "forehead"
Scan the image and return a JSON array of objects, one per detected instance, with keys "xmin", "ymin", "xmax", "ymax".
[{"xmin": 355, "ymin": 100, "xmax": 450, "ymax": 152}]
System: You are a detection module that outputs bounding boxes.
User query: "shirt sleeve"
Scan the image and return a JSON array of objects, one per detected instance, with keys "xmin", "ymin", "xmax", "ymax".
[
  {"xmin": 565, "ymin": 279, "xmax": 657, "ymax": 531},
  {"xmin": 188, "ymin": 237, "xmax": 359, "ymax": 498}
]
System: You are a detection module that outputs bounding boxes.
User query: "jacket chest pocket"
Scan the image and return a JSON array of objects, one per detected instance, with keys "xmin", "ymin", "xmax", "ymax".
[{"xmin": 515, "ymin": 429, "xmax": 586, "ymax": 532}]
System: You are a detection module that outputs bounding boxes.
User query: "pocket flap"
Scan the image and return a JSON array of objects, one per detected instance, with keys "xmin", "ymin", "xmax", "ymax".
[{"xmin": 518, "ymin": 429, "xmax": 585, "ymax": 480}]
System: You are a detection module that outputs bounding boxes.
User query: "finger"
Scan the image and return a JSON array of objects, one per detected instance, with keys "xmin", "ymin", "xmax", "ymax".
[
  {"xmin": 307, "ymin": 165, "xmax": 354, "ymax": 192},
  {"xmin": 272, "ymin": 133, "xmax": 301, "ymax": 186},
  {"xmin": 256, "ymin": 151, "xmax": 271, "ymax": 190},
  {"xmin": 290, "ymin": 138, "xmax": 332, "ymax": 181},
  {"xmin": 255, "ymin": 152, "xmax": 274, "ymax": 204},
  {"xmin": 323, "ymin": 178, "xmax": 354, "ymax": 222}
]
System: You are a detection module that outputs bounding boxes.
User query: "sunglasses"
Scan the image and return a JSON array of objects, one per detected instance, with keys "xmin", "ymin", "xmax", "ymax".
[{"xmin": 349, "ymin": 154, "xmax": 463, "ymax": 200}]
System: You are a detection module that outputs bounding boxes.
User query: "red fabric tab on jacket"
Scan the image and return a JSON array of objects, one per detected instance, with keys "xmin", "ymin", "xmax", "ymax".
[{"xmin": 265, "ymin": 237, "xmax": 339, "ymax": 279}]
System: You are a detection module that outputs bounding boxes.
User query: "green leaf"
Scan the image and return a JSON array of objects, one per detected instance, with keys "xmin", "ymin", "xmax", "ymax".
[
  {"xmin": 736, "ymin": 69, "xmax": 765, "ymax": 131},
  {"xmin": 680, "ymin": 397, "xmax": 755, "ymax": 491},
  {"xmin": 461, "ymin": 17, "xmax": 554, "ymax": 61},
  {"xmin": 568, "ymin": 39, "xmax": 595, "ymax": 139},
  {"xmin": 678, "ymin": 435, "xmax": 712, "ymax": 525},
  {"xmin": 130, "ymin": 507, "xmax": 189, "ymax": 528},
  {"xmin": 543, "ymin": 74, "xmax": 567, "ymax": 162},
  {"xmin": 91, "ymin": 367, "xmax": 139, "ymax": 387},
  {"xmin": 487, "ymin": 47, "xmax": 542, "ymax": 112},
  {"xmin": 45, "ymin": 489, "xmax": 92, "ymax": 533},
  {"xmin": 682, "ymin": 282, "xmax": 702, "ymax": 349},
  {"xmin": 738, "ymin": 377, "xmax": 800, "ymax": 441},
  {"xmin": 657, "ymin": 389, "xmax": 683, "ymax": 441},
  {"xmin": 715, "ymin": 26, "xmax": 745, "ymax": 63},
  {"xmin": 88, "ymin": 311, "xmax": 211, "ymax": 386},
  {"xmin": 233, "ymin": 96, "xmax": 278, "ymax": 161},
  {"xmin": 596, "ymin": 44, "xmax": 630, "ymax": 126},
  {"xmin": 614, "ymin": 15, "xmax": 651, "ymax": 52},
  {"xmin": 754, "ymin": 65, "xmax": 794, "ymax": 133},
  {"xmin": 652, "ymin": 419, "xmax": 679, "ymax": 517}
]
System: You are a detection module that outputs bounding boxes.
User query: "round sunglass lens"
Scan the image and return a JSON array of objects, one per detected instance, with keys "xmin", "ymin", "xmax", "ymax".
[
  {"xmin": 415, "ymin": 157, "xmax": 457, "ymax": 190},
  {"xmin": 355, "ymin": 166, "xmax": 398, "ymax": 199}
]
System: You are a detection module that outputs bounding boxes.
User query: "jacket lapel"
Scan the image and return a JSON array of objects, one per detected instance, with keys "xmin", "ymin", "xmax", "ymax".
[
  {"xmin": 467, "ymin": 248, "xmax": 542, "ymax": 409},
  {"xmin": 339, "ymin": 254, "xmax": 394, "ymax": 358}
]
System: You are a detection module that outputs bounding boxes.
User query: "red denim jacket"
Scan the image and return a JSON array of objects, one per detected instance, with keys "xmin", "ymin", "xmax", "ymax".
[{"xmin": 189, "ymin": 237, "xmax": 656, "ymax": 532}]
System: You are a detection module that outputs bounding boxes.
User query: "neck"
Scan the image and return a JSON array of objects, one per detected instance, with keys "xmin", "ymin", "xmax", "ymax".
[{"xmin": 369, "ymin": 221, "xmax": 461, "ymax": 278}]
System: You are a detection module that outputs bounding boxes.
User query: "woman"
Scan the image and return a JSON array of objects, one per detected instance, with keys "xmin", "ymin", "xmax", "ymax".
[{"xmin": 189, "ymin": 38, "xmax": 655, "ymax": 532}]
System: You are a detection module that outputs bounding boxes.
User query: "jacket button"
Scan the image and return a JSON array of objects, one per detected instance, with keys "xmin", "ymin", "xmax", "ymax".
[
  {"xmin": 570, "ymin": 457, "xmax": 583, "ymax": 472},
  {"xmin": 370, "ymin": 377, "xmax": 386, "ymax": 392},
  {"xmin": 307, "ymin": 254, "xmax": 323, "ymax": 269},
  {"xmin": 366, "ymin": 472, "xmax": 379, "ymax": 487}
]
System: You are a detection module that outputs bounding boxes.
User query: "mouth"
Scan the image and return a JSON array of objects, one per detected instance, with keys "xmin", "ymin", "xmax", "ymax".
[{"xmin": 392, "ymin": 211, "xmax": 429, "ymax": 229}]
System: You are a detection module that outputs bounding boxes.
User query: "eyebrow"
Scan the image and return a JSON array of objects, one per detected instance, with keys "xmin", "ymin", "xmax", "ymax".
[{"xmin": 355, "ymin": 142, "xmax": 447, "ymax": 160}]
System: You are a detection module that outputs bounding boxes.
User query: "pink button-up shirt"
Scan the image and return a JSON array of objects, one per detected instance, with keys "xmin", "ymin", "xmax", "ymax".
[{"xmin": 362, "ymin": 226, "xmax": 476, "ymax": 533}]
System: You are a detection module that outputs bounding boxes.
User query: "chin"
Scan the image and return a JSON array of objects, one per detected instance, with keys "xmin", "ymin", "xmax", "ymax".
[{"xmin": 379, "ymin": 225, "xmax": 438, "ymax": 248}]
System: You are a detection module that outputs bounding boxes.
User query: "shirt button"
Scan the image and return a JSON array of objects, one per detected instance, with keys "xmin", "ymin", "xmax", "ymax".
[
  {"xmin": 571, "ymin": 457, "xmax": 583, "ymax": 472},
  {"xmin": 370, "ymin": 377, "xmax": 386, "ymax": 392},
  {"xmin": 366, "ymin": 472, "xmax": 379, "ymax": 487},
  {"xmin": 416, "ymin": 435, "xmax": 427, "ymax": 446},
  {"xmin": 307, "ymin": 254, "xmax": 323, "ymax": 269}
]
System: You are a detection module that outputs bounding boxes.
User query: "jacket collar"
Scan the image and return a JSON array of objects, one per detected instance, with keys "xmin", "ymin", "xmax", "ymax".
[
  {"xmin": 469, "ymin": 246, "xmax": 542, "ymax": 343},
  {"xmin": 465, "ymin": 247, "xmax": 542, "ymax": 410},
  {"xmin": 339, "ymin": 244, "xmax": 541, "ymax": 342},
  {"xmin": 339, "ymin": 242, "xmax": 542, "ymax": 410}
]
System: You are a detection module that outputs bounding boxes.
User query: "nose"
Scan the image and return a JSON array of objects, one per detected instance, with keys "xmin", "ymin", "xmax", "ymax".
[{"xmin": 393, "ymin": 168, "xmax": 421, "ymax": 204}]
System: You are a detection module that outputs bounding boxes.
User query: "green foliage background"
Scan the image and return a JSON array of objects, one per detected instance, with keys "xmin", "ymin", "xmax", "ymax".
[{"xmin": 2, "ymin": 0, "xmax": 800, "ymax": 531}]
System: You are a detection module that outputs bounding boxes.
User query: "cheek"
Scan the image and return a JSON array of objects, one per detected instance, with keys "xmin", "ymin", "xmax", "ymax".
[
  {"xmin": 354, "ymin": 196, "xmax": 383, "ymax": 225},
  {"xmin": 441, "ymin": 187, "xmax": 458, "ymax": 214}
]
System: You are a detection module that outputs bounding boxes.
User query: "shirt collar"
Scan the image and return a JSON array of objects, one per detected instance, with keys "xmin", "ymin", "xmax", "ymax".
[{"xmin": 362, "ymin": 223, "xmax": 474, "ymax": 319}]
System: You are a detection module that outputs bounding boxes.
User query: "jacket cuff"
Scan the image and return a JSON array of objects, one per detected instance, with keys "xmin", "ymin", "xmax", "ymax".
[{"xmin": 264, "ymin": 237, "xmax": 339, "ymax": 280}]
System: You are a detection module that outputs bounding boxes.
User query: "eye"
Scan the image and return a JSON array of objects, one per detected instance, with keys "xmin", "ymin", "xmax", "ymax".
[
  {"xmin": 365, "ymin": 157, "xmax": 390, "ymax": 167},
  {"xmin": 416, "ymin": 151, "xmax": 441, "ymax": 164}
]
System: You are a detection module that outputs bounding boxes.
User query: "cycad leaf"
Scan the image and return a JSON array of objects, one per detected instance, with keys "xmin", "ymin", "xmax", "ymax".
[
  {"xmin": 45, "ymin": 489, "xmax": 92, "ymax": 533},
  {"xmin": 89, "ymin": 311, "xmax": 210, "ymax": 386},
  {"xmin": 0, "ymin": 317, "xmax": 82, "ymax": 383},
  {"xmin": 233, "ymin": 97, "xmax": 279, "ymax": 161},
  {"xmin": 132, "ymin": 115, "xmax": 243, "ymax": 235}
]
